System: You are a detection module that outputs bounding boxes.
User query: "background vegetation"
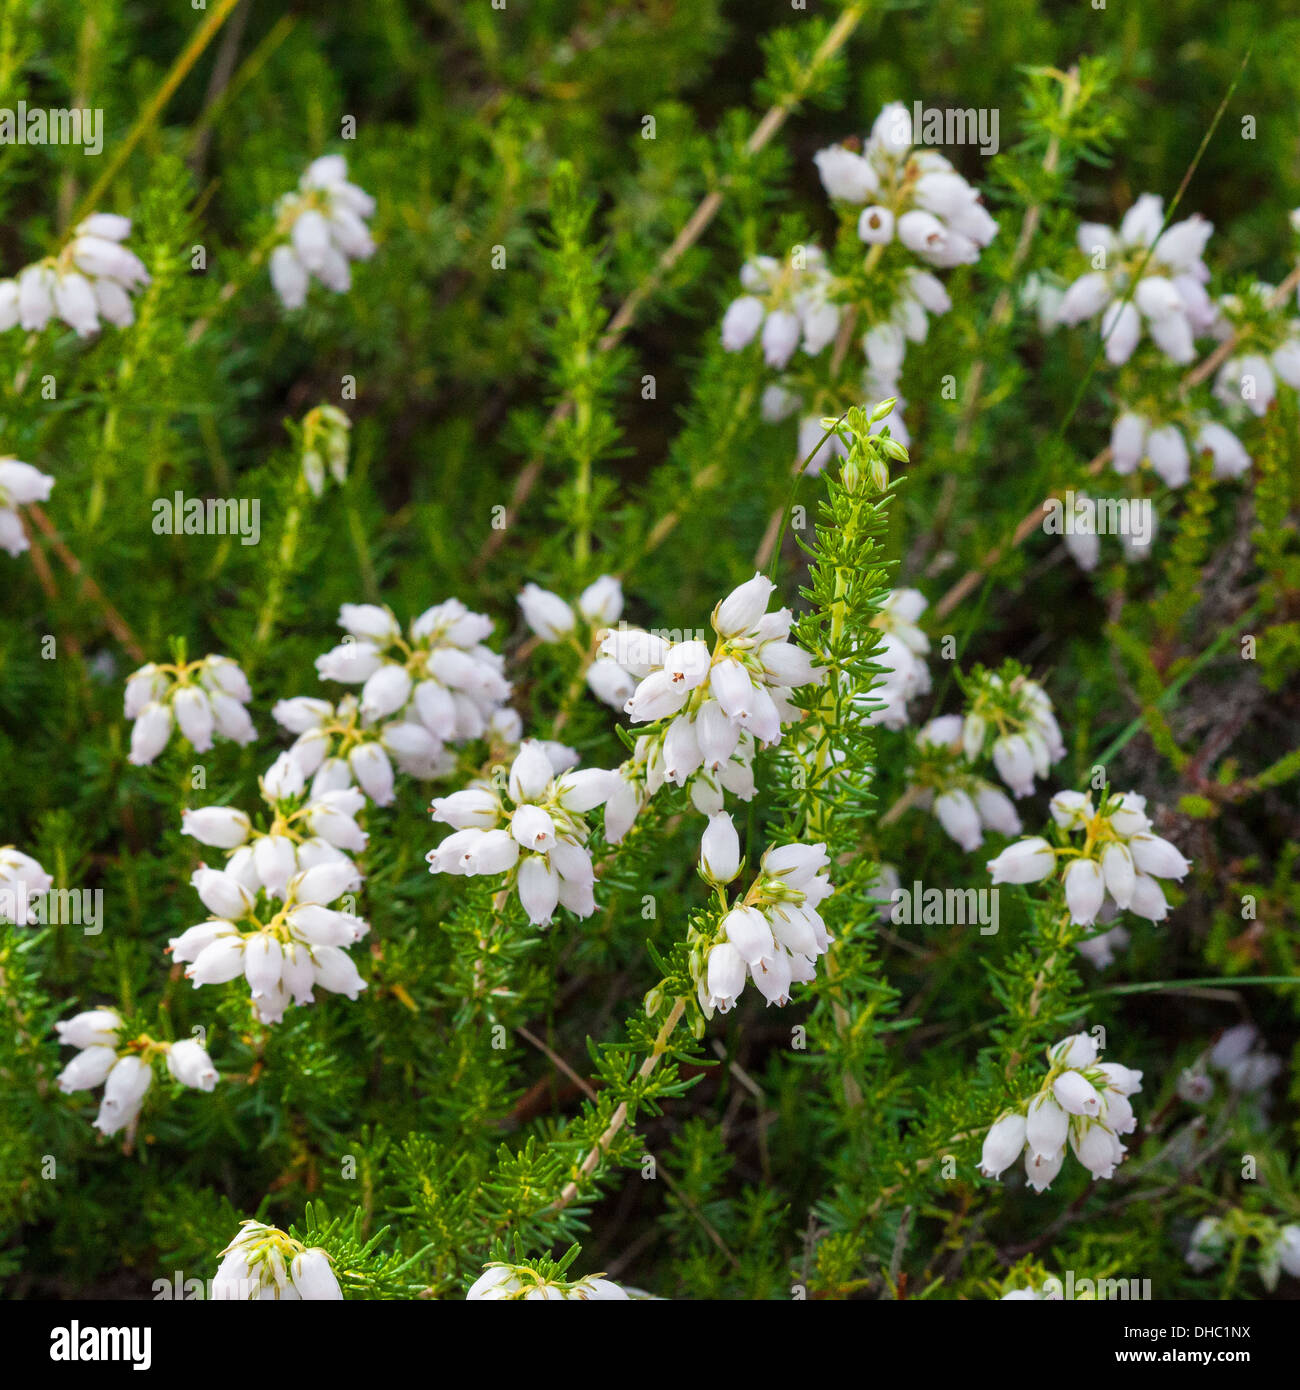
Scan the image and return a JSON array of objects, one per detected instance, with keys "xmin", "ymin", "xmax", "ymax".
[{"xmin": 1, "ymin": 0, "xmax": 1298, "ymax": 1299}]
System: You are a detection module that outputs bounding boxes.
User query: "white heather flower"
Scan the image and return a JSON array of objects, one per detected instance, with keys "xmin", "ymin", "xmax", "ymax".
[
  {"xmin": 1146, "ymin": 424, "xmax": 1189, "ymax": 487},
  {"xmin": 577, "ymin": 575, "xmax": 623, "ymax": 626},
  {"xmin": 1205, "ymin": 1023, "xmax": 1282, "ymax": 1094},
  {"xmin": 1049, "ymin": 790, "xmax": 1092, "ymax": 829},
  {"xmin": 699, "ymin": 812, "xmax": 741, "ymax": 885},
  {"xmin": 703, "ymin": 940, "xmax": 747, "ymax": 1013},
  {"xmin": 615, "ymin": 577, "xmax": 819, "ymax": 818},
  {"xmin": 978, "ymin": 1112, "xmax": 1027, "ymax": 1178},
  {"xmin": 181, "ymin": 807, "xmax": 252, "ymax": 850},
  {"xmin": 1215, "ymin": 351, "xmax": 1275, "ymax": 418},
  {"xmin": 1059, "ymin": 197, "xmax": 1213, "ymax": 365},
  {"xmin": 2, "ymin": 215, "xmax": 149, "ymax": 339},
  {"xmin": 986, "ymin": 837, "xmax": 1056, "ymax": 885},
  {"xmin": 1194, "ymin": 421, "xmax": 1251, "ymax": 479},
  {"xmin": 992, "ymin": 734, "xmax": 1037, "ymax": 798},
  {"xmin": 429, "ymin": 741, "xmax": 615, "ymax": 926},
  {"xmin": 1209, "ymin": 1022, "xmax": 1257, "ymax": 1069},
  {"xmin": 857, "ymin": 205, "xmax": 895, "ymax": 245},
  {"xmin": 0, "ymin": 845, "xmax": 53, "ymax": 923},
  {"xmin": 998, "ymin": 789, "xmax": 1190, "ymax": 928},
  {"xmin": 1063, "ymin": 858, "xmax": 1105, "ymax": 927},
  {"xmin": 721, "ymin": 250, "xmax": 840, "ymax": 366},
  {"xmin": 95, "ymin": 1054, "xmax": 153, "ymax": 1136},
  {"xmin": 860, "ymin": 588, "xmax": 931, "ymax": 729},
  {"xmin": 979, "ymin": 1029, "xmax": 1140, "ymax": 1193},
  {"xmin": 586, "ymin": 657, "xmax": 635, "ymax": 709},
  {"xmin": 0, "ymin": 457, "xmax": 55, "ymax": 558},
  {"xmin": 1177, "ymin": 1067, "xmax": 1214, "ymax": 1103},
  {"xmin": 270, "ymin": 155, "xmax": 375, "ymax": 309},
  {"xmin": 128, "ymin": 701, "xmax": 173, "ymax": 765},
  {"xmin": 214, "ymin": 1223, "xmax": 343, "ymax": 1300},
  {"xmin": 1070, "ymin": 1121, "xmax": 1124, "ymax": 1180},
  {"xmin": 1052, "ymin": 1068, "xmax": 1102, "ymax": 1116},
  {"xmin": 1227, "ymin": 1053, "xmax": 1282, "ymax": 1092},
  {"xmin": 180, "ymin": 850, "xmax": 367, "ymax": 1023},
  {"xmin": 934, "ymin": 789, "xmax": 982, "ymax": 852},
  {"xmin": 721, "ymin": 295, "xmax": 764, "ymax": 350},
  {"xmin": 465, "ymin": 1264, "xmax": 628, "ymax": 1301},
  {"xmin": 1050, "ymin": 1032, "xmax": 1100, "ymax": 1069},
  {"xmin": 166, "ymin": 1038, "xmax": 219, "ymax": 1091},
  {"xmin": 722, "ymin": 906, "xmax": 773, "ymax": 965},
  {"xmin": 1276, "ymin": 1225, "xmax": 1300, "ymax": 1280},
  {"xmin": 173, "ymin": 686, "xmax": 215, "ymax": 752},
  {"xmin": 123, "ymin": 654, "xmax": 256, "ymax": 765},
  {"xmin": 57, "ymin": 1045, "xmax": 119, "ymax": 1093},
  {"xmin": 695, "ymin": 844, "xmax": 833, "ymax": 1017},
  {"xmin": 518, "ymin": 583, "xmax": 576, "ymax": 641},
  {"xmin": 814, "ymin": 144, "xmax": 879, "ymax": 203},
  {"xmin": 815, "ymin": 107, "xmax": 998, "ymax": 275},
  {"xmin": 1025, "ymin": 1093, "xmax": 1069, "ymax": 1160},
  {"xmin": 762, "ymin": 309, "xmax": 801, "ymax": 368},
  {"xmin": 1186, "ymin": 1217, "xmax": 1226, "ymax": 1273},
  {"xmin": 308, "ymin": 597, "xmax": 509, "ymax": 791},
  {"xmin": 1025, "ymin": 1146, "xmax": 1066, "ymax": 1194},
  {"xmin": 55, "ymin": 1008, "xmax": 122, "ymax": 1050},
  {"xmin": 1110, "ymin": 410, "xmax": 1148, "ymax": 474}
]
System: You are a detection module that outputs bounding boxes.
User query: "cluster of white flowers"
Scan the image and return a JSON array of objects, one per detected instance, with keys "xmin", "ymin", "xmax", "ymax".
[
  {"xmin": 55, "ymin": 1008, "xmax": 217, "ymax": 1136},
  {"xmin": 466, "ymin": 1264, "xmax": 628, "ymax": 1300},
  {"xmin": 1000, "ymin": 1282, "xmax": 1064, "ymax": 1301},
  {"xmin": 1110, "ymin": 409, "xmax": 1249, "ymax": 488},
  {"xmin": 862, "ymin": 588, "xmax": 930, "ymax": 729},
  {"xmin": 979, "ymin": 1032, "xmax": 1143, "ymax": 1191},
  {"xmin": 898, "ymin": 670, "xmax": 1064, "ymax": 852},
  {"xmin": 171, "ymin": 853, "xmax": 367, "ymax": 1025},
  {"xmin": 696, "ymin": 838, "xmax": 833, "ymax": 1015},
  {"xmin": 213, "ymin": 1223, "xmax": 343, "ymax": 1300},
  {"xmin": 299, "ymin": 403, "xmax": 352, "ymax": 497},
  {"xmin": 517, "ymin": 575, "xmax": 631, "ymax": 708},
  {"xmin": 1059, "ymin": 489, "xmax": 1156, "ymax": 573},
  {"xmin": 1178, "ymin": 1022, "xmax": 1284, "ymax": 1100},
  {"xmin": 270, "ymin": 155, "xmax": 375, "ymax": 309},
  {"xmin": 720, "ymin": 247, "xmax": 840, "ymax": 367},
  {"xmin": 1213, "ymin": 282, "xmax": 1300, "ymax": 419},
  {"xmin": 183, "ymin": 753, "xmax": 367, "ymax": 890},
  {"xmin": 744, "ymin": 104, "xmax": 995, "ymax": 465},
  {"xmin": 594, "ymin": 574, "xmax": 822, "ymax": 849},
  {"xmin": 0, "ymin": 213, "xmax": 150, "ymax": 338},
  {"xmin": 1187, "ymin": 1216, "xmax": 1300, "ymax": 1288},
  {"xmin": 302, "ymin": 599, "xmax": 512, "ymax": 800},
  {"xmin": 0, "ymin": 844, "xmax": 52, "ymax": 922},
  {"xmin": 909, "ymin": 716, "xmax": 1023, "ymax": 852},
  {"xmin": 987, "ymin": 789, "xmax": 1191, "ymax": 926},
  {"xmin": 428, "ymin": 739, "xmax": 615, "ymax": 926},
  {"xmin": 274, "ymin": 692, "xmax": 457, "ymax": 806},
  {"xmin": 961, "ymin": 673, "xmax": 1066, "ymax": 799},
  {"xmin": 0, "ymin": 457, "xmax": 55, "ymax": 559},
  {"xmin": 125, "ymin": 654, "xmax": 256, "ymax": 764},
  {"xmin": 815, "ymin": 102, "xmax": 1000, "ymax": 269},
  {"xmin": 1057, "ymin": 195, "xmax": 1215, "ymax": 365}
]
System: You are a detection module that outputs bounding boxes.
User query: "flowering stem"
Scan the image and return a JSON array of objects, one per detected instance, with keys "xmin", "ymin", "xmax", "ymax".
[
  {"xmin": 933, "ymin": 263, "xmax": 1300, "ymax": 623},
  {"xmin": 550, "ymin": 995, "xmax": 686, "ymax": 1213}
]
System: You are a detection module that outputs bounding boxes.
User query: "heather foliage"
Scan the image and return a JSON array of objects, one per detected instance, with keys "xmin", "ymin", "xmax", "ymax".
[{"xmin": 2, "ymin": 0, "xmax": 1299, "ymax": 1302}]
